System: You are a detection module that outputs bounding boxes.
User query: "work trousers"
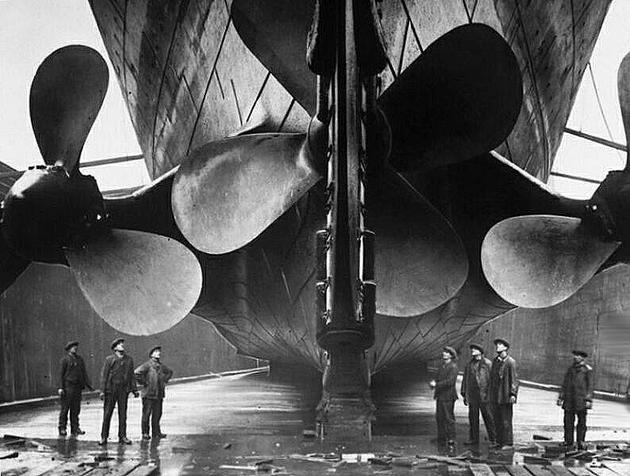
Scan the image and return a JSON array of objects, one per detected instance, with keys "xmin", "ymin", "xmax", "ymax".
[
  {"xmin": 564, "ymin": 409, "xmax": 587, "ymax": 445},
  {"xmin": 101, "ymin": 387, "xmax": 129, "ymax": 439},
  {"xmin": 468, "ymin": 398, "xmax": 496, "ymax": 443},
  {"xmin": 141, "ymin": 398, "xmax": 163, "ymax": 436},
  {"xmin": 58, "ymin": 385, "xmax": 82, "ymax": 432},
  {"xmin": 436, "ymin": 399, "xmax": 456, "ymax": 443},
  {"xmin": 491, "ymin": 403, "xmax": 513, "ymax": 446}
]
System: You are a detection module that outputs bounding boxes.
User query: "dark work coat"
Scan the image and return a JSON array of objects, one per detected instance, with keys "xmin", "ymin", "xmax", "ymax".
[
  {"xmin": 461, "ymin": 357, "xmax": 492, "ymax": 402},
  {"xmin": 559, "ymin": 362, "xmax": 594, "ymax": 411},
  {"xmin": 434, "ymin": 361, "xmax": 459, "ymax": 401},
  {"xmin": 135, "ymin": 359, "xmax": 173, "ymax": 399},
  {"xmin": 100, "ymin": 353, "xmax": 137, "ymax": 394},
  {"xmin": 58, "ymin": 353, "xmax": 91, "ymax": 390},
  {"xmin": 489, "ymin": 355, "xmax": 518, "ymax": 404}
]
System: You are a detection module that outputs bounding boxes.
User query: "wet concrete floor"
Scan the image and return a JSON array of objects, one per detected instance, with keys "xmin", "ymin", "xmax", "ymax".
[{"xmin": 1, "ymin": 369, "xmax": 629, "ymax": 475}]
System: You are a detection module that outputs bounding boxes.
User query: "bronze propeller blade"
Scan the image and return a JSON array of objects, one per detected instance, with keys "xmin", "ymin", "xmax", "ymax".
[
  {"xmin": 481, "ymin": 51, "xmax": 630, "ymax": 309},
  {"xmin": 64, "ymin": 229, "xmax": 202, "ymax": 335},
  {"xmin": 481, "ymin": 215, "xmax": 619, "ymax": 308},
  {"xmin": 29, "ymin": 45, "xmax": 108, "ymax": 174},
  {"xmin": 369, "ymin": 170, "xmax": 468, "ymax": 316},
  {"xmin": 231, "ymin": 0, "xmax": 317, "ymax": 115},
  {"xmin": 172, "ymin": 132, "xmax": 323, "ymax": 254},
  {"xmin": 378, "ymin": 23, "xmax": 522, "ymax": 171}
]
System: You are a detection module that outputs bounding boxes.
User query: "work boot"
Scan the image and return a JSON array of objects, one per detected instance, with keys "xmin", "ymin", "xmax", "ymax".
[
  {"xmin": 71, "ymin": 429, "xmax": 86, "ymax": 436},
  {"xmin": 153, "ymin": 433, "xmax": 167, "ymax": 439},
  {"xmin": 446, "ymin": 441, "xmax": 456, "ymax": 455},
  {"xmin": 119, "ymin": 437, "xmax": 132, "ymax": 445},
  {"xmin": 142, "ymin": 434, "xmax": 151, "ymax": 440},
  {"xmin": 98, "ymin": 438, "xmax": 107, "ymax": 446},
  {"xmin": 58, "ymin": 429, "xmax": 67, "ymax": 437}
]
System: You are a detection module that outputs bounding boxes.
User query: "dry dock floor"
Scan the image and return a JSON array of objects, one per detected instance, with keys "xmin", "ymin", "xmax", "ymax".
[{"xmin": 1, "ymin": 370, "xmax": 629, "ymax": 475}]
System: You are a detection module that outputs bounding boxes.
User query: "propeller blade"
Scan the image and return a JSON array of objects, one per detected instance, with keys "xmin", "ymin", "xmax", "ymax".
[
  {"xmin": 172, "ymin": 133, "xmax": 321, "ymax": 255},
  {"xmin": 378, "ymin": 23, "xmax": 522, "ymax": 171},
  {"xmin": 64, "ymin": 229, "xmax": 202, "ymax": 335},
  {"xmin": 30, "ymin": 45, "xmax": 108, "ymax": 173},
  {"xmin": 231, "ymin": 0, "xmax": 317, "ymax": 115},
  {"xmin": 618, "ymin": 51, "xmax": 630, "ymax": 170},
  {"xmin": 0, "ymin": 232, "xmax": 30, "ymax": 295},
  {"xmin": 481, "ymin": 215, "xmax": 619, "ymax": 308},
  {"xmin": 370, "ymin": 171, "xmax": 468, "ymax": 316}
]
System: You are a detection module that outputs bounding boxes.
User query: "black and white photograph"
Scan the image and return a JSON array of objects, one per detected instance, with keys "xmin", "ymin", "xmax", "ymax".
[{"xmin": 1, "ymin": 1, "xmax": 629, "ymax": 475}]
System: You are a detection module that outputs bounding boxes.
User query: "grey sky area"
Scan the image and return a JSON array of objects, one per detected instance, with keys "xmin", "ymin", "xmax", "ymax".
[{"xmin": 0, "ymin": 0, "xmax": 145, "ymax": 191}]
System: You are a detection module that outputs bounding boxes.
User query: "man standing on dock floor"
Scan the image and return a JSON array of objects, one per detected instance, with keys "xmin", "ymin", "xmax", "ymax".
[
  {"xmin": 99, "ymin": 338, "xmax": 138, "ymax": 446},
  {"xmin": 135, "ymin": 345, "xmax": 173, "ymax": 440},
  {"xmin": 489, "ymin": 338, "xmax": 518, "ymax": 450},
  {"xmin": 57, "ymin": 340, "xmax": 92, "ymax": 437},
  {"xmin": 557, "ymin": 350, "xmax": 594, "ymax": 450},
  {"xmin": 461, "ymin": 343, "xmax": 495, "ymax": 446},
  {"xmin": 430, "ymin": 346, "xmax": 459, "ymax": 450}
]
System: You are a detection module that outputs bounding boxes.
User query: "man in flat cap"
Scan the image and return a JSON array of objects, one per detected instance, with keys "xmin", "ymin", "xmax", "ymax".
[
  {"xmin": 57, "ymin": 340, "xmax": 92, "ymax": 437},
  {"xmin": 99, "ymin": 338, "xmax": 138, "ymax": 445},
  {"xmin": 489, "ymin": 338, "xmax": 518, "ymax": 450},
  {"xmin": 134, "ymin": 346, "xmax": 173, "ymax": 440},
  {"xmin": 461, "ymin": 343, "xmax": 495, "ymax": 446},
  {"xmin": 429, "ymin": 346, "xmax": 459, "ymax": 450},
  {"xmin": 557, "ymin": 350, "xmax": 594, "ymax": 449}
]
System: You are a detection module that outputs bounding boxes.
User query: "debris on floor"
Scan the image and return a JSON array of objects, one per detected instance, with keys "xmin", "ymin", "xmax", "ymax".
[
  {"xmin": 288, "ymin": 452, "xmax": 340, "ymax": 464},
  {"xmin": 2, "ymin": 436, "xmax": 630, "ymax": 476}
]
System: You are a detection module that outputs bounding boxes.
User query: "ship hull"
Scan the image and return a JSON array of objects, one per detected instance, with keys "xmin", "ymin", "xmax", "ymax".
[{"xmin": 89, "ymin": 0, "xmax": 611, "ymax": 371}]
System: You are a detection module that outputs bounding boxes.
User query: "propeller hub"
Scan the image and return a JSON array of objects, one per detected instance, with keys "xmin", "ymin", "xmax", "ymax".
[
  {"xmin": 585, "ymin": 170, "xmax": 630, "ymax": 260},
  {"xmin": 1, "ymin": 167, "xmax": 105, "ymax": 263}
]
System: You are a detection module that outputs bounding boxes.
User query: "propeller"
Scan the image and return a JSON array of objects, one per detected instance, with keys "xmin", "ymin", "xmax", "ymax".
[
  {"xmin": 65, "ymin": 229, "xmax": 202, "ymax": 335},
  {"xmin": 481, "ymin": 51, "xmax": 630, "ymax": 308},
  {"xmin": 169, "ymin": 5, "xmax": 523, "ymax": 314},
  {"xmin": 171, "ymin": 120, "xmax": 326, "ymax": 255},
  {"xmin": 481, "ymin": 216, "xmax": 619, "ymax": 308},
  {"xmin": 0, "ymin": 45, "xmax": 202, "ymax": 335},
  {"xmin": 177, "ymin": 14, "xmax": 522, "ymax": 250},
  {"xmin": 371, "ymin": 171, "xmax": 468, "ymax": 316},
  {"xmin": 231, "ymin": 0, "xmax": 317, "ymax": 115},
  {"xmin": 30, "ymin": 45, "xmax": 108, "ymax": 174},
  {"xmin": 231, "ymin": 0, "xmax": 522, "ymax": 171},
  {"xmin": 378, "ymin": 23, "xmax": 522, "ymax": 171},
  {"xmin": 172, "ymin": 131, "xmax": 323, "ymax": 254}
]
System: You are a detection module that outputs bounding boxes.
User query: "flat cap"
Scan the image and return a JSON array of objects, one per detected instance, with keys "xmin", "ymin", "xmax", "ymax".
[
  {"xmin": 572, "ymin": 349, "xmax": 588, "ymax": 358},
  {"xmin": 469, "ymin": 343, "xmax": 485, "ymax": 353},
  {"xmin": 149, "ymin": 345, "xmax": 161, "ymax": 356},
  {"xmin": 111, "ymin": 337, "xmax": 125, "ymax": 350},
  {"xmin": 443, "ymin": 346, "xmax": 458, "ymax": 359},
  {"xmin": 64, "ymin": 340, "xmax": 79, "ymax": 351},
  {"xmin": 493, "ymin": 338, "xmax": 510, "ymax": 348}
]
